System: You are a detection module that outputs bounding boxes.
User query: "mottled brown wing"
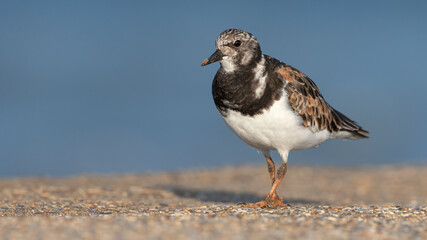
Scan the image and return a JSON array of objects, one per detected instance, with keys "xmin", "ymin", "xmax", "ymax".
[{"xmin": 276, "ymin": 65, "xmax": 369, "ymax": 138}]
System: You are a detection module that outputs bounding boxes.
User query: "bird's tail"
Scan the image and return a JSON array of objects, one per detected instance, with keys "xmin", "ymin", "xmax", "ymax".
[{"xmin": 334, "ymin": 109, "xmax": 369, "ymax": 140}]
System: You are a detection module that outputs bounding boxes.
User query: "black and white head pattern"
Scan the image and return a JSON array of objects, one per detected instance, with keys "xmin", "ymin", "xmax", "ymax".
[{"xmin": 215, "ymin": 29, "xmax": 262, "ymax": 72}]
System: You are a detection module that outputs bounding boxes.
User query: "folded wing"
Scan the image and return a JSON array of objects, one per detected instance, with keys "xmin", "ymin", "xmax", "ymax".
[{"xmin": 276, "ymin": 64, "xmax": 369, "ymax": 139}]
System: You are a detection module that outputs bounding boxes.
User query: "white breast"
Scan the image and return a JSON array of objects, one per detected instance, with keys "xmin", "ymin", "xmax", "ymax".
[{"xmin": 221, "ymin": 91, "xmax": 331, "ymax": 152}]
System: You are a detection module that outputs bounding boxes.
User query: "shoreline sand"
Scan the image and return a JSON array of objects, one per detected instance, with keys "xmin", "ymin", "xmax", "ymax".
[{"xmin": 1, "ymin": 165, "xmax": 426, "ymax": 239}]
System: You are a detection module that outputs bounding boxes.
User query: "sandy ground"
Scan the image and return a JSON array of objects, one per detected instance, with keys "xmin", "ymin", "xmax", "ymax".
[{"xmin": 0, "ymin": 165, "xmax": 426, "ymax": 240}]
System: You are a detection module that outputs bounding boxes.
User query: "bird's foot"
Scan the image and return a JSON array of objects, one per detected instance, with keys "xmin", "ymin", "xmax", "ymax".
[
  {"xmin": 239, "ymin": 200, "xmax": 268, "ymax": 208},
  {"xmin": 268, "ymin": 199, "xmax": 291, "ymax": 208},
  {"xmin": 239, "ymin": 194, "xmax": 290, "ymax": 209},
  {"xmin": 271, "ymin": 192, "xmax": 283, "ymax": 202}
]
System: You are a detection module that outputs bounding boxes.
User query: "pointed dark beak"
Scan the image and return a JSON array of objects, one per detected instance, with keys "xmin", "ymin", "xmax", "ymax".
[{"xmin": 201, "ymin": 49, "xmax": 223, "ymax": 66}]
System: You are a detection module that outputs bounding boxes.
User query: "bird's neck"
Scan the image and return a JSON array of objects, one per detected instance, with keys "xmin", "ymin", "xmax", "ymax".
[
  {"xmin": 226, "ymin": 54, "xmax": 265, "ymax": 78},
  {"xmin": 219, "ymin": 56, "xmax": 237, "ymax": 73},
  {"xmin": 220, "ymin": 52, "xmax": 263, "ymax": 74},
  {"xmin": 216, "ymin": 55, "xmax": 267, "ymax": 97}
]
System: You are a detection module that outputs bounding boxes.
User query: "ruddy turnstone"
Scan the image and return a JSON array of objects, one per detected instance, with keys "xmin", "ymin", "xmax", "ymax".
[{"xmin": 201, "ymin": 29, "xmax": 369, "ymax": 208}]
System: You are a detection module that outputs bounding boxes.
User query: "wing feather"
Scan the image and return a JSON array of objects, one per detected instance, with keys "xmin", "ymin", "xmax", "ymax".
[{"xmin": 276, "ymin": 64, "xmax": 369, "ymax": 139}]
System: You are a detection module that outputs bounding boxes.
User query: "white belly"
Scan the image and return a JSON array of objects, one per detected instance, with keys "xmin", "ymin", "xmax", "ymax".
[{"xmin": 222, "ymin": 93, "xmax": 331, "ymax": 152}]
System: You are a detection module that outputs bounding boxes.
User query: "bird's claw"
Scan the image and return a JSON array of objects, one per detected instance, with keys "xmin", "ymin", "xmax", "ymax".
[
  {"xmin": 239, "ymin": 196, "xmax": 291, "ymax": 209},
  {"xmin": 239, "ymin": 200, "xmax": 268, "ymax": 208}
]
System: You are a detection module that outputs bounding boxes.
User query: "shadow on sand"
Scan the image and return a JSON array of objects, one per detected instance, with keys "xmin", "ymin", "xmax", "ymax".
[{"xmin": 161, "ymin": 186, "xmax": 322, "ymax": 205}]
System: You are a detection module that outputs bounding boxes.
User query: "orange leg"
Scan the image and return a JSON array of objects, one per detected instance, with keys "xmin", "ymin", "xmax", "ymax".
[
  {"xmin": 265, "ymin": 155, "xmax": 276, "ymax": 185},
  {"xmin": 242, "ymin": 152, "xmax": 290, "ymax": 208},
  {"xmin": 264, "ymin": 161, "xmax": 288, "ymax": 207}
]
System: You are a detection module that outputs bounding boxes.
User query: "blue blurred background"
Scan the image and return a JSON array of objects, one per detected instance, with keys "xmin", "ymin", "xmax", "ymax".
[{"xmin": 1, "ymin": 1, "xmax": 426, "ymax": 177}]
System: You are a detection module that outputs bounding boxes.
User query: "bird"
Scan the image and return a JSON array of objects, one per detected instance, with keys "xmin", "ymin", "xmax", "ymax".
[{"xmin": 201, "ymin": 29, "xmax": 369, "ymax": 208}]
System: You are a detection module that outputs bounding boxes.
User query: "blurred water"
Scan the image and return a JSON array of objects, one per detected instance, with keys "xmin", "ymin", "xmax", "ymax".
[{"xmin": 1, "ymin": 1, "xmax": 426, "ymax": 176}]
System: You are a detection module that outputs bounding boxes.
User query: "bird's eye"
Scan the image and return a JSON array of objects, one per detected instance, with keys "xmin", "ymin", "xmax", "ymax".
[{"xmin": 233, "ymin": 40, "xmax": 241, "ymax": 47}]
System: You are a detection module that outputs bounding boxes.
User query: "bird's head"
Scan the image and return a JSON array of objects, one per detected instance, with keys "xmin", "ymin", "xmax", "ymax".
[{"xmin": 201, "ymin": 29, "xmax": 262, "ymax": 72}]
